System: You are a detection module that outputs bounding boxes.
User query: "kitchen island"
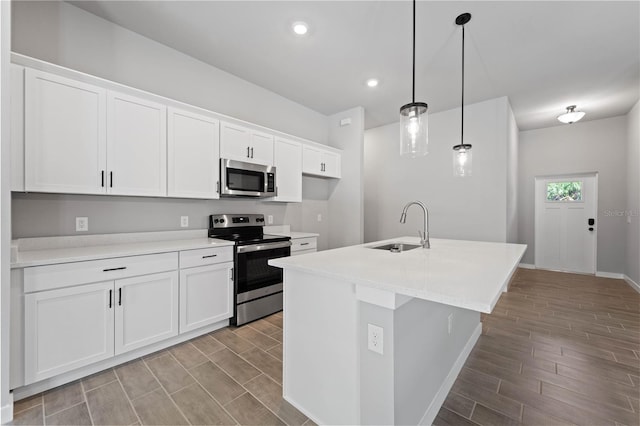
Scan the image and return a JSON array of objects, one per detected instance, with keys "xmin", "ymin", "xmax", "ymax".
[{"xmin": 269, "ymin": 237, "xmax": 526, "ymax": 425}]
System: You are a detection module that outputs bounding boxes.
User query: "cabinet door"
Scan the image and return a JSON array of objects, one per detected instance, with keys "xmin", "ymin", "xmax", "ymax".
[
  {"xmin": 302, "ymin": 145, "xmax": 323, "ymax": 175},
  {"xmin": 272, "ymin": 138, "xmax": 302, "ymax": 202},
  {"xmin": 25, "ymin": 69, "xmax": 107, "ymax": 194},
  {"xmin": 322, "ymin": 151, "xmax": 341, "ymax": 178},
  {"xmin": 249, "ymin": 130, "xmax": 274, "ymax": 165},
  {"xmin": 24, "ymin": 281, "xmax": 114, "ymax": 384},
  {"xmin": 179, "ymin": 263, "xmax": 233, "ymax": 333},
  {"xmin": 167, "ymin": 108, "xmax": 220, "ymax": 199},
  {"xmin": 115, "ymin": 271, "xmax": 178, "ymax": 355},
  {"xmin": 107, "ymin": 91, "xmax": 167, "ymax": 197},
  {"xmin": 220, "ymin": 121, "xmax": 252, "ymax": 162},
  {"xmin": 11, "ymin": 64, "xmax": 25, "ymax": 192}
]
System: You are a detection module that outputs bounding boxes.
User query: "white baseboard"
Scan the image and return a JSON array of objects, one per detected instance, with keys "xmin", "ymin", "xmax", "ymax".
[
  {"xmin": 596, "ymin": 271, "xmax": 624, "ymax": 279},
  {"xmin": 419, "ymin": 323, "xmax": 482, "ymax": 425},
  {"xmin": 518, "ymin": 263, "xmax": 535, "ymax": 269},
  {"xmin": 1, "ymin": 400, "xmax": 13, "ymax": 424},
  {"xmin": 624, "ymin": 275, "xmax": 640, "ymax": 293}
]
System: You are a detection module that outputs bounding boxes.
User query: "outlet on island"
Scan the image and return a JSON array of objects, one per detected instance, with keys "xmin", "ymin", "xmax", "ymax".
[
  {"xmin": 75, "ymin": 217, "xmax": 88, "ymax": 232},
  {"xmin": 367, "ymin": 323, "xmax": 384, "ymax": 355}
]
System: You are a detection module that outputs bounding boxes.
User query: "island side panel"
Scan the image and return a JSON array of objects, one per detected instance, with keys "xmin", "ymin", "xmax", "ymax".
[
  {"xmin": 394, "ymin": 299, "xmax": 481, "ymax": 425},
  {"xmin": 282, "ymin": 269, "xmax": 360, "ymax": 425}
]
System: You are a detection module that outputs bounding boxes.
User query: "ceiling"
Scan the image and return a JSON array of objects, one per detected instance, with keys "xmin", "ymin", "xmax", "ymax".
[{"xmin": 68, "ymin": 1, "xmax": 639, "ymax": 131}]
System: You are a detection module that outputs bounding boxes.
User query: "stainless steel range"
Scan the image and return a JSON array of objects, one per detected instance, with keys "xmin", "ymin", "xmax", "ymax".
[{"xmin": 208, "ymin": 214, "xmax": 291, "ymax": 326}]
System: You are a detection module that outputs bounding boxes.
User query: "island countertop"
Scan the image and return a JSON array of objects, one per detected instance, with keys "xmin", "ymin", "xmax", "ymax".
[{"xmin": 270, "ymin": 237, "xmax": 527, "ymax": 313}]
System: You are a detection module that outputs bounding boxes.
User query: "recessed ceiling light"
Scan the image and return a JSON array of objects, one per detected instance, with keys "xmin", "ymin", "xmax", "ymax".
[
  {"xmin": 366, "ymin": 79, "xmax": 379, "ymax": 88},
  {"xmin": 292, "ymin": 22, "xmax": 309, "ymax": 36}
]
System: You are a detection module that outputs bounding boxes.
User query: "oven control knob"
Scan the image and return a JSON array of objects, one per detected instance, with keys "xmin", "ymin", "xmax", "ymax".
[
  {"xmin": 214, "ymin": 219, "xmax": 219, "ymax": 224},
  {"xmin": 219, "ymin": 219, "xmax": 225, "ymax": 224}
]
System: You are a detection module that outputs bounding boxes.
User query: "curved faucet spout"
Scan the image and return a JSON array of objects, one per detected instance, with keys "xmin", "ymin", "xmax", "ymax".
[{"xmin": 399, "ymin": 201, "xmax": 430, "ymax": 249}]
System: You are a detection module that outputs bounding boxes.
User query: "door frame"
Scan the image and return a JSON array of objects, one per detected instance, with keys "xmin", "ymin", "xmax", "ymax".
[{"xmin": 534, "ymin": 172, "xmax": 598, "ymax": 273}]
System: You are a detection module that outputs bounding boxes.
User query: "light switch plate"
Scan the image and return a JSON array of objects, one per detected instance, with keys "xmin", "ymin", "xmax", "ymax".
[{"xmin": 75, "ymin": 217, "xmax": 88, "ymax": 232}]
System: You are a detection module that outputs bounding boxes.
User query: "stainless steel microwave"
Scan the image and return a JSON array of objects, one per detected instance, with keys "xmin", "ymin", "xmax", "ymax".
[{"xmin": 219, "ymin": 159, "xmax": 277, "ymax": 198}]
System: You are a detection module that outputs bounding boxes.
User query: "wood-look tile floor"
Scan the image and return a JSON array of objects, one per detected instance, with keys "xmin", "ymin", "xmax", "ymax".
[
  {"xmin": 12, "ymin": 269, "xmax": 640, "ymax": 426},
  {"xmin": 11, "ymin": 311, "xmax": 315, "ymax": 426},
  {"xmin": 435, "ymin": 268, "xmax": 640, "ymax": 426}
]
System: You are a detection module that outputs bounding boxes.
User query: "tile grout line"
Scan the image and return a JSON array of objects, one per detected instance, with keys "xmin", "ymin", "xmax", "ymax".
[
  {"xmin": 113, "ymin": 363, "xmax": 144, "ymax": 426},
  {"xmin": 160, "ymin": 346, "xmax": 242, "ymax": 425},
  {"xmin": 243, "ymin": 374, "xmax": 304, "ymax": 426},
  {"xmin": 139, "ymin": 354, "xmax": 191, "ymax": 425},
  {"xmin": 42, "ymin": 399, "xmax": 87, "ymax": 422},
  {"xmin": 79, "ymin": 380, "xmax": 96, "ymax": 426}
]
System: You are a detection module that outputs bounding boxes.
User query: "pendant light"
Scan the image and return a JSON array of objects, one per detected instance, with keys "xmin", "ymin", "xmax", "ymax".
[
  {"xmin": 557, "ymin": 105, "xmax": 586, "ymax": 124},
  {"xmin": 453, "ymin": 13, "xmax": 472, "ymax": 177},
  {"xmin": 400, "ymin": 0, "xmax": 428, "ymax": 157}
]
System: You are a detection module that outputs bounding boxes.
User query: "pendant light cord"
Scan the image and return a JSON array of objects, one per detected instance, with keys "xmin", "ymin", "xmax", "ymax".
[
  {"xmin": 412, "ymin": 0, "xmax": 416, "ymax": 103},
  {"xmin": 461, "ymin": 23, "xmax": 465, "ymax": 145}
]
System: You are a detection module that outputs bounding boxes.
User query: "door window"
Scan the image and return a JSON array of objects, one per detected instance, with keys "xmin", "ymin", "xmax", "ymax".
[{"xmin": 546, "ymin": 181, "xmax": 583, "ymax": 202}]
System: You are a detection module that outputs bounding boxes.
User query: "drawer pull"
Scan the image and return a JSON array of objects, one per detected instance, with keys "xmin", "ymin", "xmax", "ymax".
[
  {"xmin": 108, "ymin": 289, "xmax": 112, "ymax": 308},
  {"xmin": 300, "ymin": 242, "xmax": 310, "ymax": 246},
  {"xmin": 103, "ymin": 266, "xmax": 127, "ymax": 272},
  {"xmin": 202, "ymin": 254, "xmax": 218, "ymax": 259}
]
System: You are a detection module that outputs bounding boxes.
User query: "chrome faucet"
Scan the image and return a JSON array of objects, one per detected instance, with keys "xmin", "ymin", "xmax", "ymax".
[{"xmin": 400, "ymin": 201, "xmax": 430, "ymax": 249}]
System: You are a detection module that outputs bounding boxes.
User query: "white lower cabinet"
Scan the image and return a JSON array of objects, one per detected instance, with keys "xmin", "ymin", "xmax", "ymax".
[
  {"xmin": 115, "ymin": 271, "xmax": 179, "ymax": 355},
  {"xmin": 179, "ymin": 263, "xmax": 233, "ymax": 334},
  {"xmin": 24, "ymin": 281, "xmax": 115, "ymax": 384}
]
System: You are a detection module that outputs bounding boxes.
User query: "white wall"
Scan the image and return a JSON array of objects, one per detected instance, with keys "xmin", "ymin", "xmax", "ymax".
[
  {"xmin": 10, "ymin": 0, "xmax": 334, "ymax": 243},
  {"xmin": 328, "ymin": 107, "xmax": 365, "ymax": 248},
  {"xmin": 364, "ymin": 97, "xmax": 513, "ymax": 244},
  {"xmin": 518, "ymin": 116, "xmax": 628, "ymax": 274},
  {"xmin": 1, "ymin": 1, "xmax": 12, "ymax": 421},
  {"xmin": 626, "ymin": 101, "xmax": 640, "ymax": 285}
]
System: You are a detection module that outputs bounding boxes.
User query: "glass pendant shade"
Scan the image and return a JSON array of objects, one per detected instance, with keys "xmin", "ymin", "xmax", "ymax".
[
  {"xmin": 453, "ymin": 144, "xmax": 472, "ymax": 177},
  {"xmin": 400, "ymin": 102, "xmax": 429, "ymax": 157},
  {"xmin": 557, "ymin": 105, "xmax": 585, "ymax": 124}
]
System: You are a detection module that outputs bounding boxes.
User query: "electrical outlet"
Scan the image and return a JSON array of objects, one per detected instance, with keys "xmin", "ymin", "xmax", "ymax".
[
  {"xmin": 367, "ymin": 323, "xmax": 384, "ymax": 355},
  {"xmin": 267, "ymin": 215, "xmax": 274, "ymax": 224},
  {"xmin": 180, "ymin": 216, "xmax": 189, "ymax": 227},
  {"xmin": 75, "ymin": 217, "xmax": 88, "ymax": 232},
  {"xmin": 448, "ymin": 313, "xmax": 454, "ymax": 335},
  {"xmin": 317, "ymin": 213, "xmax": 322, "ymax": 222}
]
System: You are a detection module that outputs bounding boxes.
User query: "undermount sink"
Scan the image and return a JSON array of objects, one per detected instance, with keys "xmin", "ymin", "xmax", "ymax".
[{"xmin": 370, "ymin": 242, "xmax": 421, "ymax": 253}]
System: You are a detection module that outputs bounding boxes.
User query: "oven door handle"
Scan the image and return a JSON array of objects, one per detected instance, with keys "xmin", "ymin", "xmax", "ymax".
[{"xmin": 237, "ymin": 241, "xmax": 292, "ymax": 253}]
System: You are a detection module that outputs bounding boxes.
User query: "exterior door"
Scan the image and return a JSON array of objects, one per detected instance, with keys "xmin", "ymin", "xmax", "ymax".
[{"xmin": 535, "ymin": 174, "xmax": 597, "ymax": 274}]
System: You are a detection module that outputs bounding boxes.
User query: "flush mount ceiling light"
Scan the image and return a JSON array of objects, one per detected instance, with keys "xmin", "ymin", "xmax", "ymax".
[
  {"xmin": 452, "ymin": 12, "xmax": 473, "ymax": 177},
  {"xmin": 292, "ymin": 21, "xmax": 308, "ymax": 36},
  {"xmin": 366, "ymin": 78, "xmax": 379, "ymax": 88},
  {"xmin": 399, "ymin": 0, "xmax": 429, "ymax": 157},
  {"xmin": 557, "ymin": 105, "xmax": 586, "ymax": 124}
]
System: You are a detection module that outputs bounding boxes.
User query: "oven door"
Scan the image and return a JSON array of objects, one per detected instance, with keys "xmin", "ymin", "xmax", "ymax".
[{"xmin": 235, "ymin": 241, "xmax": 291, "ymax": 302}]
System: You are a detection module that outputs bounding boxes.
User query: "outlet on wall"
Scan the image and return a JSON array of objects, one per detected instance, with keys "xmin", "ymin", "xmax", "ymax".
[
  {"xmin": 75, "ymin": 217, "xmax": 88, "ymax": 232},
  {"xmin": 317, "ymin": 213, "xmax": 322, "ymax": 222},
  {"xmin": 367, "ymin": 323, "xmax": 384, "ymax": 355},
  {"xmin": 267, "ymin": 215, "xmax": 274, "ymax": 225},
  {"xmin": 180, "ymin": 216, "xmax": 189, "ymax": 228}
]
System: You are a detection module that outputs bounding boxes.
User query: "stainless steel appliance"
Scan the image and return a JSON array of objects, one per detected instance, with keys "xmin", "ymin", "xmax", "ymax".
[
  {"xmin": 219, "ymin": 159, "xmax": 276, "ymax": 198},
  {"xmin": 208, "ymin": 214, "xmax": 290, "ymax": 325}
]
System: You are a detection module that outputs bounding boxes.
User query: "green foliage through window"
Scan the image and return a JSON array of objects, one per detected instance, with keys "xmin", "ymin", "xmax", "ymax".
[{"xmin": 547, "ymin": 181, "xmax": 582, "ymax": 201}]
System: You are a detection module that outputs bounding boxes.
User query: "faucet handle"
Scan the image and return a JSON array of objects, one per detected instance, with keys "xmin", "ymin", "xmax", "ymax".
[{"xmin": 418, "ymin": 230, "xmax": 425, "ymax": 242}]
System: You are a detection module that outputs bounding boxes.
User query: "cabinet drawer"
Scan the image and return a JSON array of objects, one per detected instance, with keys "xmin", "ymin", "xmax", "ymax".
[
  {"xmin": 179, "ymin": 246, "xmax": 233, "ymax": 269},
  {"xmin": 291, "ymin": 237, "xmax": 317, "ymax": 252},
  {"xmin": 24, "ymin": 252, "xmax": 178, "ymax": 293}
]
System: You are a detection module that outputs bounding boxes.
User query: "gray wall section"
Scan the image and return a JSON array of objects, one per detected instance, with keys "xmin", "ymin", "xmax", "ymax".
[
  {"xmin": 506, "ymin": 105, "xmax": 519, "ymax": 243},
  {"xmin": 10, "ymin": 1, "xmax": 336, "ymax": 246},
  {"xmin": 364, "ymin": 97, "xmax": 510, "ymax": 244},
  {"xmin": 626, "ymin": 101, "xmax": 640, "ymax": 284},
  {"xmin": 518, "ymin": 116, "xmax": 628, "ymax": 273},
  {"xmin": 328, "ymin": 107, "xmax": 365, "ymax": 248}
]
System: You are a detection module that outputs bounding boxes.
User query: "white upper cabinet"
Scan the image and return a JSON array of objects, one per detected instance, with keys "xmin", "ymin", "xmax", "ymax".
[
  {"xmin": 302, "ymin": 144, "xmax": 341, "ymax": 178},
  {"xmin": 220, "ymin": 121, "xmax": 274, "ymax": 166},
  {"xmin": 167, "ymin": 107, "xmax": 220, "ymax": 199},
  {"xmin": 25, "ymin": 68, "xmax": 107, "ymax": 194},
  {"xmin": 11, "ymin": 64, "xmax": 25, "ymax": 192},
  {"xmin": 272, "ymin": 137, "xmax": 302, "ymax": 202},
  {"xmin": 107, "ymin": 92, "xmax": 167, "ymax": 197}
]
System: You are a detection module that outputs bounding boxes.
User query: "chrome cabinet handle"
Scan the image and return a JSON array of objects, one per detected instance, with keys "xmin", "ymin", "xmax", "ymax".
[
  {"xmin": 103, "ymin": 266, "xmax": 127, "ymax": 272},
  {"xmin": 247, "ymin": 146, "xmax": 250, "ymax": 158},
  {"xmin": 118, "ymin": 288, "xmax": 122, "ymax": 306},
  {"xmin": 202, "ymin": 254, "xmax": 217, "ymax": 259},
  {"xmin": 250, "ymin": 147, "xmax": 254, "ymax": 158},
  {"xmin": 108, "ymin": 289, "xmax": 112, "ymax": 308},
  {"xmin": 300, "ymin": 242, "xmax": 310, "ymax": 246}
]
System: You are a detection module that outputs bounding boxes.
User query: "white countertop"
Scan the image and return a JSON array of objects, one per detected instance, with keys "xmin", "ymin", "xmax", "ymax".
[
  {"xmin": 11, "ymin": 230, "xmax": 235, "ymax": 268},
  {"xmin": 270, "ymin": 237, "xmax": 527, "ymax": 313}
]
